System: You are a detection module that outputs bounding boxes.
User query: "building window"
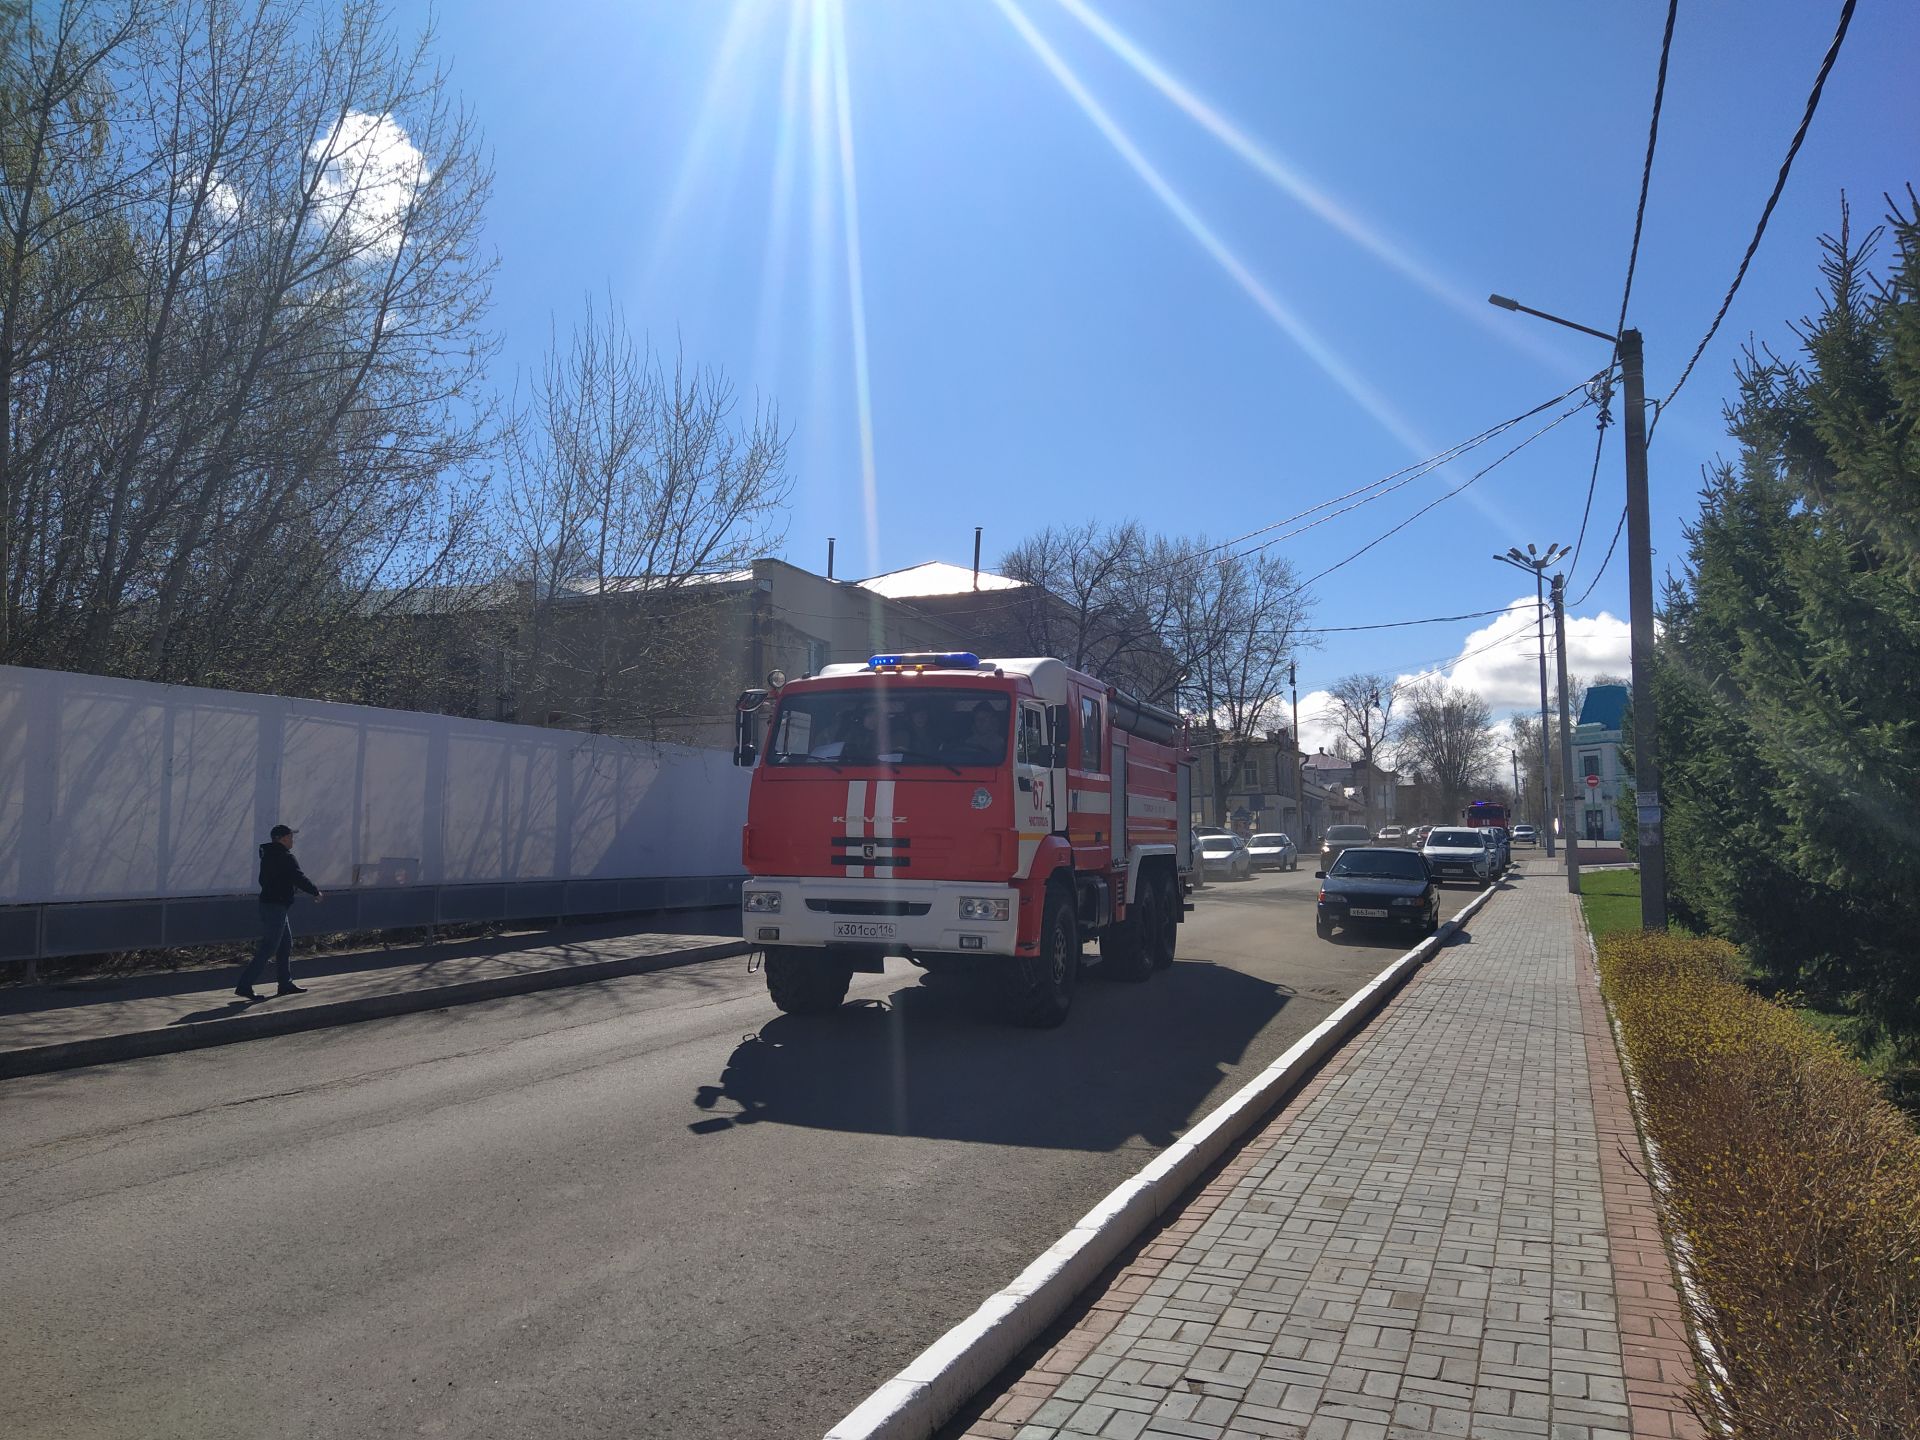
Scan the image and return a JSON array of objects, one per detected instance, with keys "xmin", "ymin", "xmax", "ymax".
[
  {"xmin": 806, "ymin": 637, "xmax": 831, "ymax": 675},
  {"xmin": 1581, "ymin": 752, "xmax": 1602, "ymax": 782},
  {"xmin": 1236, "ymin": 760, "xmax": 1264, "ymax": 790}
]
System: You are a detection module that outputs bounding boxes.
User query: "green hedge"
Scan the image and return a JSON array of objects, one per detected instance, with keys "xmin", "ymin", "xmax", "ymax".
[{"xmin": 1599, "ymin": 931, "xmax": 1920, "ymax": 1438}]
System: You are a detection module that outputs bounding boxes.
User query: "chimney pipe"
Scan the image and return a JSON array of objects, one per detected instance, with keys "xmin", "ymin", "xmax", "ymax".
[
  {"xmin": 826, "ymin": 536, "xmax": 835, "ymax": 580},
  {"xmin": 972, "ymin": 526, "xmax": 982, "ymax": 590}
]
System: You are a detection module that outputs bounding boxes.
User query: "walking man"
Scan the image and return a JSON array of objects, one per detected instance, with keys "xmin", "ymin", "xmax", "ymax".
[{"xmin": 237, "ymin": 824, "xmax": 323, "ymax": 1000}]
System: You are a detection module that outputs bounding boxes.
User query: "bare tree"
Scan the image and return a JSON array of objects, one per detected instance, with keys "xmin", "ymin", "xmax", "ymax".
[
  {"xmin": 500, "ymin": 297, "xmax": 790, "ymax": 733},
  {"xmin": 998, "ymin": 522, "xmax": 1180, "ymax": 701},
  {"xmin": 999, "ymin": 524, "xmax": 1313, "ymax": 821},
  {"xmin": 1391, "ymin": 679, "xmax": 1500, "ymax": 824},
  {"xmin": 2, "ymin": 0, "xmax": 499, "ymax": 701},
  {"xmin": 1168, "ymin": 548, "xmax": 1309, "ymax": 825},
  {"xmin": 1320, "ymin": 673, "xmax": 1395, "ymax": 829}
]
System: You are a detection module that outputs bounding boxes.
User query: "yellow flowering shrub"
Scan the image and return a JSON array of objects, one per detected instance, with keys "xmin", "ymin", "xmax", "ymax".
[{"xmin": 1599, "ymin": 931, "xmax": 1920, "ymax": 1438}]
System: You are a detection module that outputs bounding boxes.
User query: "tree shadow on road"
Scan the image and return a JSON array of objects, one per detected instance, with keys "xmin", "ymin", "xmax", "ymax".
[{"xmin": 687, "ymin": 959, "xmax": 1292, "ymax": 1152}]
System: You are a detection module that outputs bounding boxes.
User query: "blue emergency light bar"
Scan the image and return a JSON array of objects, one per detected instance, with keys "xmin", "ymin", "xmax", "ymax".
[{"xmin": 867, "ymin": 651, "xmax": 981, "ymax": 670}]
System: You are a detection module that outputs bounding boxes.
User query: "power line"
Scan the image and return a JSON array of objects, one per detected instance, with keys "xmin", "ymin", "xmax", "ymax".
[
  {"xmin": 1573, "ymin": 505, "xmax": 1629, "ymax": 608},
  {"xmin": 787, "ymin": 377, "xmax": 1607, "ymax": 642},
  {"xmin": 1300, "ymin": 607, "xmax": 1509, "ymax": 636},
  {"xmin": 1616, "ymin": 0, "xmax": 1678, "ymax": 344},
  {"xmin": 1205, "ymin": 374, "xmax": 1600, "ymax": 561},
  {"xmin": 1279, "ymin": 391, "xmax": 1596, "ymax": 594},
  {"xmin": 1568, "ymin": 0, "xmax": 1676, "ymax": 586},
  {"xmin": 1659, "ymin": 0, "xmax": 1859, "ymax": 414}
]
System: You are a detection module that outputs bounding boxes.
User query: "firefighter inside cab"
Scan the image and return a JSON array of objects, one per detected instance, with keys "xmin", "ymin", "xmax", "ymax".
[{"xmin": 735, "ymin": 653, "xmax": 1196, "ymax": 1028}]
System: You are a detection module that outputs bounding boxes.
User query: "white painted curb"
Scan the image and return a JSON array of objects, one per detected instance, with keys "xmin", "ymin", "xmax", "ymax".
[{"xmin": 825, "ymin": 881, "xmax": 1504, "ymax": 1440}]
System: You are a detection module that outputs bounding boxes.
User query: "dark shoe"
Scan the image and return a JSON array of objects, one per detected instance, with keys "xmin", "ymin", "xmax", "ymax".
[
  {"xmin": 277, "ymin": 983, "xmax": 308, "ymax": 996},
  {"xmin": 236, "ymin": 987, "xmax": 261, "ymax": 1001}
]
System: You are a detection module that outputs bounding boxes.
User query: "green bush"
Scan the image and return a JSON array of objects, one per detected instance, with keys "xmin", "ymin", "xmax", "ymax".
[{"xmin": 1600, "ymin": 931, "xmax": 1920, "ymax": 1439}]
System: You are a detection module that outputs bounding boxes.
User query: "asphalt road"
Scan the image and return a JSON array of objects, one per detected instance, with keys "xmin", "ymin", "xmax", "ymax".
[{"xmin": 0, "ymin": 864, "xmax": 1484, "ymax": 1440}]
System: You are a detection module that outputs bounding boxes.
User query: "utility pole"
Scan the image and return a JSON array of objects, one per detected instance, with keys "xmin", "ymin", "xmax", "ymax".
[
  {"xmin": 1493, "ymin": 543, "xmax": 1565, "ymax": 857},
  {"xmin": 1620, "ymin": 330, "xmax": 1666, "ymax": 928},
  {"xmin": 1290, "ymin": 660, "xmax": 1300, "ymax": 834},
  {"xmin": 1510, "ymin": 748, "xmax": 1520, "ymax": 813},
  {"xmin": 1552, "ymin": 573, "xmax": 1581, "ymax": 894}
]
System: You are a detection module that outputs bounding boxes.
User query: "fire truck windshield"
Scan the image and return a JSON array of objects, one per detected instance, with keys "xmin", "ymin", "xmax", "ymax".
[{"xmin": 766, "ymin": 689, "xmax": 1011, "ymax": 768}]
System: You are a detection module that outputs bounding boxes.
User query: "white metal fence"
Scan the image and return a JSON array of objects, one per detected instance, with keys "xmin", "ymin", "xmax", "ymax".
[{"xmin": 0, "ymin": 665, "xmax": 748, "ymax": 960}]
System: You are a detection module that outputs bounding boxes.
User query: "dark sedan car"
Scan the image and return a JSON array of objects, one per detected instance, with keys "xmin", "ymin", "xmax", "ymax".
[
  {"xmin": 1315, "ymin": 846, "xmax": 1440, "ymax": 939},
  {"xmin": 1318, "ymin": 823, "xmax": 1374, "ymax": 870}
]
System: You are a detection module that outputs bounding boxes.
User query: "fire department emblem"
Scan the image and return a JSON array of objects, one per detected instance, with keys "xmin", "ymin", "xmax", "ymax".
[{"xmin": 862, "ymin": 841, "xmax": 877, "ymax": 860}]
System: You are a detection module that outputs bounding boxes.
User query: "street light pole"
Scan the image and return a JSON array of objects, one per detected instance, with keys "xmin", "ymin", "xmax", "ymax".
[
  {"xmin": 1493, "ymin": 543, "xmax": 1566, "ymax": 859},
  {"xmin": 1552, "ymin": 573, "xmax": 1581, "ymax": 894},
  {"xmin": 1489, "ymin": 295, "xmax": 1666, "ymax": 929}
]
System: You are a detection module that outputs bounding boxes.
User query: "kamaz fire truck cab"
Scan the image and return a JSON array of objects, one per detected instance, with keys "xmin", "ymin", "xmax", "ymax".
[{"xmin": 735, "ymin": 652, "xmax": 1195, "ymax": 1026}]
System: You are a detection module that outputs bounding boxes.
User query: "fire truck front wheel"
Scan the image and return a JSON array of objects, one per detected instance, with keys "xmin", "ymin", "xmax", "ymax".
[
  {"xmin": 1008, "ymin": 885, "xmax": 1079, "ymax": 1028},
  {"xmin": 764, "ymin": 946, "xmax": 854, "ymax": 1016}
]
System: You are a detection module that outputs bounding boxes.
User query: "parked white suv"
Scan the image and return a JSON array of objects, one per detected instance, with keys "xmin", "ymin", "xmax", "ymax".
[{"xmin": 1421, "ymin": 827, "xmax": 1493, "ymax": 885}]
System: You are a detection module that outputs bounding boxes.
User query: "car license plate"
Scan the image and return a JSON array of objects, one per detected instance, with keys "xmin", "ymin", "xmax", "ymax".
[
  {"xmin": 1350, "ymin": 907, "xmax": 1390, "ymax": 918},
  {"xmin": 832, "ymin": 921, "xmax": 895, "ymax": 940}
]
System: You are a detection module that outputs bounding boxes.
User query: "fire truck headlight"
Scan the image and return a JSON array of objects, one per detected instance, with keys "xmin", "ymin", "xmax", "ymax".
[
  {"xmin": 959, "ymin": 896, "xmax": 1010, "ymax": 922},
  {"xmin": 743, "ymin": 891, "xmax": 781, "ymax": 914}
]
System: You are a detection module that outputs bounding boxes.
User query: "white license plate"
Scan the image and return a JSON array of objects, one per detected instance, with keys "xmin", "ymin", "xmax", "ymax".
[
  {"xmin": 832, "ymin": 921, "xmax": 896, "ymax": 940},
  {"xmin": 1350, "ymin": 907, "xmax": 1390, "ymax": 918}
]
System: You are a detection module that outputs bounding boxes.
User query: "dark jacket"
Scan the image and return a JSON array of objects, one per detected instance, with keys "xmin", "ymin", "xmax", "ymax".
[{"xmin": 258, "ymin": 842, "xmax": 320, "ymax": 906}]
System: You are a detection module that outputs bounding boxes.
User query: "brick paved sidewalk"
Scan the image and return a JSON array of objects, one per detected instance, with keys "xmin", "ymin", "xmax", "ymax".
[{"xmin": 954, "ymin": 865, "xmax": 1703, "ymax": 1440}]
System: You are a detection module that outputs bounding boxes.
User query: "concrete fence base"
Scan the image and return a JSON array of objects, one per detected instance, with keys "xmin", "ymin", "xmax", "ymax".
[{"xmin": 0, "ymin": 874, "xmax": 746, "ymax": 967}]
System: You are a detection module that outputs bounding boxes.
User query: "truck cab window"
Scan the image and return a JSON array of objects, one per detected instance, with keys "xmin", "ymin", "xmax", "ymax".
[
  {"xmin": 1079, "ymin": 696, "xmax": 1103, "ymax": 772},
  {"xmin": 766, "ymin": 690, "xmax": 1011, "ymax": 767},
  {"xmin": 1017, "ymin": 706, "xmax": 1048, "ymax": 766}
]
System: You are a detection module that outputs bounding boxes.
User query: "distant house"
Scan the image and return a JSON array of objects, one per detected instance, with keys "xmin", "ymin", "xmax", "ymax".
[
  {"xmin": 1301, "ymin": 750, "xmax": 1397, "ymax": 831},
  {"xmin": 1572, "ymin": 683, "xmax": 1630, "ymax": 841},
  {"xmin": 1192, "ymin": 729, "xmax": 1314, "ymax": 839}
]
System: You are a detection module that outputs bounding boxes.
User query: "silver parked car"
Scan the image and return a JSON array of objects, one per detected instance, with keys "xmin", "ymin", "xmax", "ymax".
[
  {"xmin": 1246, "ymin": 832, "xmax": 1298, "ymax": 871},
  {"xmin": 1420, "ymin": 827, "xmax": 1494, "ymax": 885},
  {"xmin": 1198, "ymin": 833, "xmax": 1252, "ymax": 881}
]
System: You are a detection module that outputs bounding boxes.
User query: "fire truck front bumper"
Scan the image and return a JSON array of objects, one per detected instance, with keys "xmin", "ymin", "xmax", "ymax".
[{"xmin": 741, "ymin": 878, "xmax": 1021, "ymax": 958}]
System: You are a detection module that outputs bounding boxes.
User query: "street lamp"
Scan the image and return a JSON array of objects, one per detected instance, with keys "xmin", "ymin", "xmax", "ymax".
[
  {"xmin": 1493, "ymin": 542, "xmax": 1567, "ymax": 858},
  {"xmin": 1489, "ymin": 293, "xmax": 1665, "ymax": 930}
]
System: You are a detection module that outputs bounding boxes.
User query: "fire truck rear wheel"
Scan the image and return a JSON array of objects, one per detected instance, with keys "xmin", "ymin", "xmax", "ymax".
[
  {"xmin": 1145, "ymin": 870, "xmax": 1179, "ymax": 970},
  {"xmin": 1009, "ymin": 886, "xmax": 1079, "ymax": 1027},
  {"xmin": 764, "ymin": 947, "xmax": 853, "ymax": 1016},
  {"xmin": 1098, "ymin": 886, "xmax": 1156, "ymax": 983}
]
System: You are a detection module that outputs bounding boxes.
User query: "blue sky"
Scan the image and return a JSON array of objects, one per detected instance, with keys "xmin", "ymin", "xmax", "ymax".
[{"xmin": 396, "ymin": 0, "xmax": 1916, "ymax": 739}]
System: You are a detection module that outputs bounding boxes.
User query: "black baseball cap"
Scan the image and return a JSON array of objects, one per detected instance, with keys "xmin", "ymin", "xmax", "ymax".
[{"xmin": 270, "ymin": 824, "xmax": 297, "ymax": 839}]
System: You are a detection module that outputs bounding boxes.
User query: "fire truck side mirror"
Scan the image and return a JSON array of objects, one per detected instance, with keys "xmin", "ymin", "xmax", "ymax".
[{"xmin": 734, "ymin": 689, "xmax": 768, "ymax": 767}]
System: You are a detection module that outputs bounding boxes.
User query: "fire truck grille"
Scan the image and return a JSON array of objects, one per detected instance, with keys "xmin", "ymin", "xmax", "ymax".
[
  {"xmin": 831, "ymin": 836, "xmax": 910, "ymax": 869},
  {"xmin": 804, "ymin": 899, "xmax": 933, "ymax": 917}
]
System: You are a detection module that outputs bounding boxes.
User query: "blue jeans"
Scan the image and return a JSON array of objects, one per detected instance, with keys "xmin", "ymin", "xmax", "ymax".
[{"xmin": 240, "ymin": 902, "xmax": 294, "ymax": 990}]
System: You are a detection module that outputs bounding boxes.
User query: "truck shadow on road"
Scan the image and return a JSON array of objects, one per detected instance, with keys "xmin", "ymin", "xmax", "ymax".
[{"xmin": 688, "ymin": 960, "xmax": 1293, "ymax": 1152}]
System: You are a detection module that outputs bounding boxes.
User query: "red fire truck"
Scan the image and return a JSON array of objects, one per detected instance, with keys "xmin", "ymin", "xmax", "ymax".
[{"xmin": 734, "ymin": 652, "xmax": 1196, "ymax": 1026}]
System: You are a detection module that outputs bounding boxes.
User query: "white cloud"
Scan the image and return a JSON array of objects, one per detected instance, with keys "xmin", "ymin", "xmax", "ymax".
[
  {"xmin": 207, "ymin": 171, "xmax": 241, "ymax": 223},
  {"xmin": 1292, "ymin": 596, "xmax": 1632, "ymax": 758},
  {"xmin": 311, "ymin": 111, "xmax": 429, "ymax": 256}
]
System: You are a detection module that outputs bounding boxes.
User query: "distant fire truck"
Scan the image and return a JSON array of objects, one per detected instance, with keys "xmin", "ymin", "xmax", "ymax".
[{"xmin": 734, "ymin": 652, "xmax": 1196, "ymax": 1026}]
